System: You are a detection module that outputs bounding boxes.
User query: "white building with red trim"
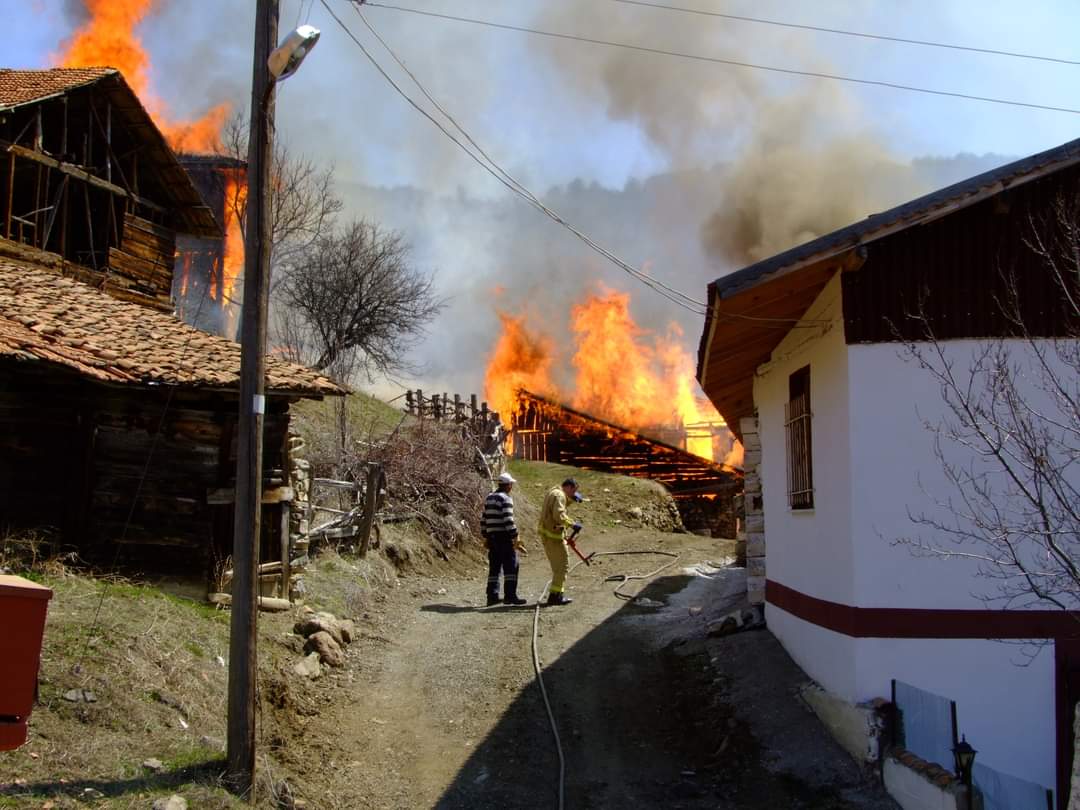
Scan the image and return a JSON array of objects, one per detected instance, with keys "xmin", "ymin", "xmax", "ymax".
[{"xmin": 697, "ymin": 138, "xmax": 1080, "ymax": 807}]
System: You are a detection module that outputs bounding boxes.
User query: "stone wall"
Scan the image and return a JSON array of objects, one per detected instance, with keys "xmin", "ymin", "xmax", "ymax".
[{"xmin": 739, "ymin": 415, "xmax": 765, "ymax": 605}]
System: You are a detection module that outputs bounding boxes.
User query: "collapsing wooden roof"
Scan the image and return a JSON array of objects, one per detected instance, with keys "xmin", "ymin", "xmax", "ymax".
[
  {"xmin": 0, "ymin": 259, "xmax": 344, "ymax": 397},
  {"xmin": 512, "ymin": 389, "xmax": 741, "ymax": 495}
]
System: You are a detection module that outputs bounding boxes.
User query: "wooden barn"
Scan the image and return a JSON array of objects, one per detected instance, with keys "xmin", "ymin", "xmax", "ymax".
[{"xmin": 0, "ymin": 68, "xmax": 342, "ymax": 586}]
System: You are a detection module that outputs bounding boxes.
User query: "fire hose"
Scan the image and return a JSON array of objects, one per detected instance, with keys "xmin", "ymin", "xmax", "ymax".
[{"xmin": 529, "ymin": 525, "xmax": 682, "ymax": 810}]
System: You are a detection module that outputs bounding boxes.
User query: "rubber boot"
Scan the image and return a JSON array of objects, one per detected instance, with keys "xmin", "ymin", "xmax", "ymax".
[{"xmin": 546, "ymin": 592, "xmax": 573, "ymax": 606}]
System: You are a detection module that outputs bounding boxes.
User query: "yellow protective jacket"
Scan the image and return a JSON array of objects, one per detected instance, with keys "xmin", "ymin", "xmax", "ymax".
[{"xmin": 538, "ymin": 486, "xmax": 573, "ymax": 541}]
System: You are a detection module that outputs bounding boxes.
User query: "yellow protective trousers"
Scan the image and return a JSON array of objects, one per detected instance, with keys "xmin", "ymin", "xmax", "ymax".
[{"xmin": 540, "ymin": 531, "xmax": 569, "ymax": 593}]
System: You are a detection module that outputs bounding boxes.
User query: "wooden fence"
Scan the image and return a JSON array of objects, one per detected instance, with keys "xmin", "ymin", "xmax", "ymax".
[{"xmin": 403, "ymin": 389, "xmax": 506, "ymax": 471}]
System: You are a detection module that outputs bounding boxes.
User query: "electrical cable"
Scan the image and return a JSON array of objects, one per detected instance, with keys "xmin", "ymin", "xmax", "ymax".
[
  {"xmin": 354, "ymin": 5, "xmax": 707, "ymax": 312},
  {"xmin": 336, "ymin": 2, "xmax": 880, "ymax": 328},
  {"xmin": 611, "ymin": 0, "xmax": 1080, "ymax": 67},
  {"xmin": 362, "ymin": 2, "xmax": 1080, "ymax": 116},
  {"xmin": 321, "ymin": 0, "xmax": 709, "ymax": 315}
]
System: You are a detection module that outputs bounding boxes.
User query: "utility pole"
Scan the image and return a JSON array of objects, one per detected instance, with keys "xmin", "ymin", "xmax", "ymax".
[{"xmin": 227, "ymin": 0, "xmax": 278, "ymax": 794}]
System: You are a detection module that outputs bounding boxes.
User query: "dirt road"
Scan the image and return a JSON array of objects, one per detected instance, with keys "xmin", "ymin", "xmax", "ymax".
[{"xmin": 290, "ymin": 527, "xmax": 894, "ymax": 809}]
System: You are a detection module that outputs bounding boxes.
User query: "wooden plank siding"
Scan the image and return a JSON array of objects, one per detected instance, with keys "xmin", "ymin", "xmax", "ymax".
[
  {"xmin": 698, "ymin": 165, "xmax": 1080, "ymax": 437},
  {"xmin": 0, "ymin": 360, "xmax": 293, "ymax": 581},
  {"xmin": 103, "ymin": 212, "xmax": 176, "ymax": 310},
  {"xmin": 842, "ymin": 167, "xmax": 1080, "ymax": 344}
]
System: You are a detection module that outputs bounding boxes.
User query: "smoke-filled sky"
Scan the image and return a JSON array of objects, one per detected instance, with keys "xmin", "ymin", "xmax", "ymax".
[{"xmin": 10, "ymin": 0, "xmax": 1080, "ymax": 398}]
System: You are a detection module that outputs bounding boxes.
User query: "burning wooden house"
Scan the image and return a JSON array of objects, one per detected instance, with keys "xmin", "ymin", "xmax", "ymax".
[
  {"xmin": 173, "ymin": 153, "xmax": 247, "ymax": 339},
  {"xmin": 511, "ymin": 389, "xmax": 742, "ymax": 536},
  {"xmin": 0, "ymin": 67, "xmax": 343, "ymax": 589}
]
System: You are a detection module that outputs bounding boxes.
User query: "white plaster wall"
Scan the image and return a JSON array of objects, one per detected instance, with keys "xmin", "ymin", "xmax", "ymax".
[
  {"xmin": 765, "ymin": 605, "xmax": 859, "ymax": 698},
  {"xmin": 847, "ymin": 338, "xmax": 1078, "ymax": 609},
  {"xmin": 857, "ymin": 637, "xmax": 1056, "ymax": 791},
  {"xmin": 752, "ymin": 272, "xmax": 853, "ymax": 604},
  {"xmin": 843, "ymin": 338, "xmax": 1070, "ymax": 792}
]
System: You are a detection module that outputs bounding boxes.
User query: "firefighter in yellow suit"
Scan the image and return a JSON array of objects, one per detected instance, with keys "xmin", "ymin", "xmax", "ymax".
[{"xmin": 538, "ymin": 477, "xmax": 582, "ymax": 606}]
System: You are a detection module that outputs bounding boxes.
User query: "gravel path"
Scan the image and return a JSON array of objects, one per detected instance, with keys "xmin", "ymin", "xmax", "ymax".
[{"xmin": 290, "ymin": 527, "xmax": 896, "ymax": 809}]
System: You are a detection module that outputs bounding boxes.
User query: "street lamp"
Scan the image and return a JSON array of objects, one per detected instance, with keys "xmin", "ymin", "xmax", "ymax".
[
  {"xmin": 269, "ymin": 24, "xmax": 321, "ymax": 81},
  {"xmin": 227, "ymin": 3, "xmax": 320, "ymax": 795},
  {"xmin": 952, "ymin": 735, "xmax": 977, "ymax": 809}
]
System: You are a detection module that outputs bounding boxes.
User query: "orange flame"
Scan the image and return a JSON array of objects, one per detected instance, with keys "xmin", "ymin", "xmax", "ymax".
[
  {"xmin": 484, "ymin": 312, "xmax": 556, "ymax": 422},
  {"xmin": 56, "ymin": 0, "xmax": 229, "ymax": 153},
  {"xmin": 222, "ymin": 169, "xmax": 247, "ymax": 305},
  {"xmin": 484, "ymin": 286, "xmax": 744, "ymax": 465}
]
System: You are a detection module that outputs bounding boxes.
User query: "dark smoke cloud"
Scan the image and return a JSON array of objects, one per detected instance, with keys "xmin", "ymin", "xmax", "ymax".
[{"xmin": 49, "ymin": 0, "xmax": 1015, "ymax": 395}]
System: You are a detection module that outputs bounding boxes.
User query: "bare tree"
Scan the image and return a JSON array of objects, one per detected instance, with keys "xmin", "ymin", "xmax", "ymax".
[
  {"xmin": 274, "ymin": 219, "xmax": 444, "ymax": 382},
  {"xmin": 898, "ymin": 191, "xmax": 1080, "ymax": 613},
  {"xmin": 220, "ymin": 114, "xmax": 342, "ymax": 285}
]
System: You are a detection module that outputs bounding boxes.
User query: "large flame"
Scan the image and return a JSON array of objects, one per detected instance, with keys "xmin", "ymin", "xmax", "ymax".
[
  {"xmin": 484, "ymin": 312, "xmax": 556, "ymax": 422},
  {"xmin": 56, "ymin": 0, "xmax": 229, "ymax": 153},
  {"xmin": 221, "ymin": 169, "xmax": 247, "ymax": 315},
  {"xmin": 484, "ymin": 286, "xmax": 744, "ymax": 465}
]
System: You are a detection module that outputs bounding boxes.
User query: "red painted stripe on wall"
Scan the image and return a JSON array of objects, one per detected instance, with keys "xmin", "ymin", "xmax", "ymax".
[{"xmin": 765, "ymin": 580, "xmax": 1080, "ymax": 639}]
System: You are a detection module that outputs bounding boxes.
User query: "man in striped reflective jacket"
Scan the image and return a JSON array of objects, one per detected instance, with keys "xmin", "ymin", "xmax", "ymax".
[{"xmin": 482, "ymin": 472, "xmax": 527, "ymax": 606}]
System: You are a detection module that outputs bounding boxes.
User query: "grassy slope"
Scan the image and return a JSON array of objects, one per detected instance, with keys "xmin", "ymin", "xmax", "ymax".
[
  {"xmin": 0, "ymin": 450, "xmax": 686, "ymax": 807},
  {"xmin": 507, "ymin": 459, "xmax": 683, "ymax": 546},
  {"xmin": 290, "ymin": 391, "xmax": 408, "ymax": 448},
  {"xmin": 0, "ymin": 574, "xmax": 243, "ymax": 809}
]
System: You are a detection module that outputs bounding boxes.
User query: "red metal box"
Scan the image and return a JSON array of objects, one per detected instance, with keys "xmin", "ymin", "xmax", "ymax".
[{"xmin": 0, "ymin": 575, "xmax": 53, "ymax": 750}]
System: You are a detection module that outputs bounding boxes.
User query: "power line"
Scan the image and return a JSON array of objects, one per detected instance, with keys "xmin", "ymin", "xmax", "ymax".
[
  {"xmin": 349, "ymin": 3, "xmax": 707, "ymax": 311},
  {"xmin": 362, "ymin": 2, "xmax": 1080, "ymax": 116},
  {"xmin": 612, "ymin": 0, "xmax": 1080, "ymax": 67},
  {"xmin": 320, "ymin": 0, "xmax": 709, "ymax": 314}
]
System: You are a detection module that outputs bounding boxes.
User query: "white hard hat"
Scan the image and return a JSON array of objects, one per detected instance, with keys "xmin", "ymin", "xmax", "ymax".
[{"xmin": 498, "ymin": 472, "xmax": 517, "ymax": 485}]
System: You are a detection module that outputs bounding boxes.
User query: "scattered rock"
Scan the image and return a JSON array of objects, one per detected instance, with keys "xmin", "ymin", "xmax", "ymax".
[
  {"xmin": 81, "ymin": 788, "xmax": 105, "ymax": 799},
  {"xmin": 628, "ymin": 506, "xmax": 644, "ymax": 521},
  {"xmin": 634, "ymin": 597, "xmax": 664, "ymax": 608},
  {"xmin": 338, "ymin": 619, "xmax": 357, "ymax": 644},
  {"xmin": 304, "ymin": 631, "xmax": 345, "ymax": 668},
  {"xmin": 199, "ymin": 735, "xmax": 225, "ymax": 752},
  {"xmin": 292, "ymin": 652, "xmax": 323, "ymax": 679},
  {"xmin": 214, "ymin": 655, "xmax": 226, "ymax": 667},
  {"xmin": 688, "ymin": 606, "xmax": 703, "ymax": 617},
  {"xmin": 152, "ymin": 795, "xmax": 188, "ymax": 810},
  {"xmin": 142, "ymin": 758, "xmax": 164, "ymax": 772},
  {"xmin": 62, "ymin": 689, "xmax": 97, "ymax": 703},
  {"xmin": 293, "ymin": 612, "xmax": 344, "ymax": 645},
  {"xmin": 707, "ymin": 616, "xmax": 739, "ymax": 637}
]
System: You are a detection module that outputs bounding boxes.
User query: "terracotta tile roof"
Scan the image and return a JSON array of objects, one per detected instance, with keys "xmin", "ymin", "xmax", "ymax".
[
  {"xmin": 0, "ymin": 67, "xmax": 116, "ymax": 109},
  {"xmin": 0, "ymin": 260, "xmax": 345, "ymax": 397}
]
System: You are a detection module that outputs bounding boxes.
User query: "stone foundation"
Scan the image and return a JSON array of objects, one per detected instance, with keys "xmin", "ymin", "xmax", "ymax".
[{"xmin": 738, "ymin": 415, "xmax": 765, "ymax": 605}]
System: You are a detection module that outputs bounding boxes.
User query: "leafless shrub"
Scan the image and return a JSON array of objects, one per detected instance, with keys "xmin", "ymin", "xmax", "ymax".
[
  {"xmin": 273, "ymin": 220, "xmax": 444, "ymax": 381},
  {"xmin": 220, "ymin": 114, "xmax": 343, "ymax": 286},
  {"xmin": 898, "ymin": 191, "xmax": 1080, "ymax": 614}
]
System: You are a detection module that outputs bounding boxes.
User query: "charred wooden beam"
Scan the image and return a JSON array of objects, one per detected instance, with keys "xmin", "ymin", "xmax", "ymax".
[{"xmin": 1, "ymin": 141, "xmax": 167, "ymax": 214}]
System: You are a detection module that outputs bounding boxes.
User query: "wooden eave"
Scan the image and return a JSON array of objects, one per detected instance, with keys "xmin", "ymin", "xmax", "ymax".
[
  {"xmin": 1, "ymin": 70, "xmax": 221, "ymax": 239},
  {"xmin": 697, "ymin": 256, "xmax": 847, "ymax": 440}
]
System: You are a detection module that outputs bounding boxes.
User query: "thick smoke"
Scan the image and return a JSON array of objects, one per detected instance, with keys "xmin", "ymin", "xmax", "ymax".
[{"xmin": 48, "ymin": 0, "xmax": 1011, "ymax": 397}]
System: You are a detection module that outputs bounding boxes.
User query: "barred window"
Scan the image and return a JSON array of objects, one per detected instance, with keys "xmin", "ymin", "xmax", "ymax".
[{"xmin": 785, "ymin": 366, "xmax": 814, "ymax": 510}]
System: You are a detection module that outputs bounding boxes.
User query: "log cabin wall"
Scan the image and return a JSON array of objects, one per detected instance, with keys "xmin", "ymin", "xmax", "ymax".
[{"xmin": 0, "ymin": 360, "xmax": 292, "ymax": 582}]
